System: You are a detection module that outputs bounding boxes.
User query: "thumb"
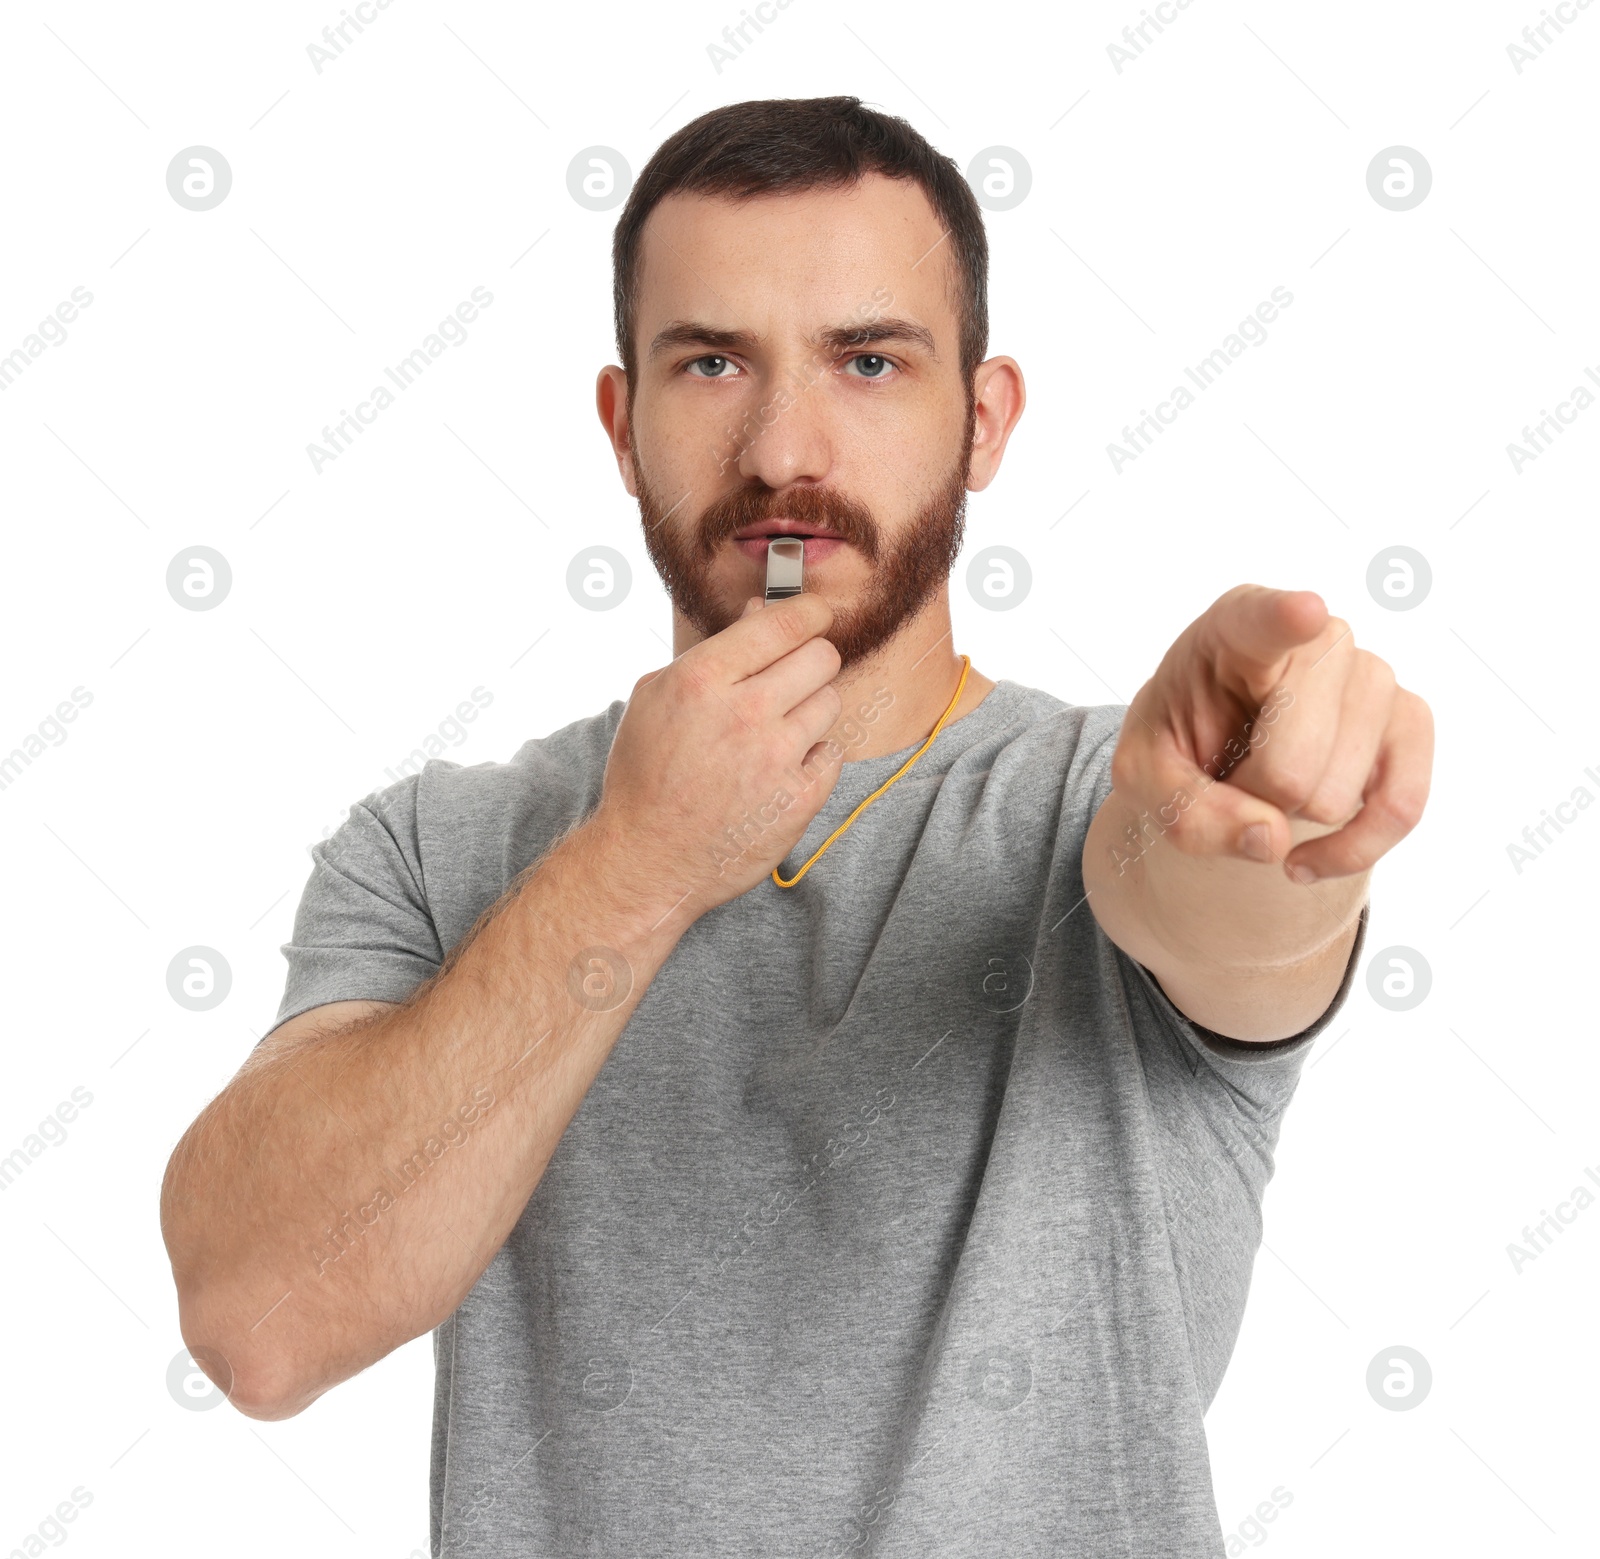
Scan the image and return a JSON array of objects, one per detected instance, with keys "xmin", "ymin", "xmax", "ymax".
[{"xmin": 740, "ymin": 595, "xmax": 764, "ymax": 620}]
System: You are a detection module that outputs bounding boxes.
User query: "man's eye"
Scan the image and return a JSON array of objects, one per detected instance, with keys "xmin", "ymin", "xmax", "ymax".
[
  {"xmin": 686, "ymin": 355, "xmax": 738, "ymax": 378},
  {"xmin": 842, "ymin": 354, "xmax": 894, "ymax": 379}
]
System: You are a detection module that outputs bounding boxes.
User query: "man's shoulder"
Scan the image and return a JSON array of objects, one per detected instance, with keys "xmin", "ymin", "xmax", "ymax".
[
  {"xmin": 988, "ymin": 678, "xmax": 1115, "ymax": 723},
  {"xmin": 974, "ymin": 679, "xmax": 1127, "ymax": 770},
  {"xmin": 355, "ymin": 698, "xmax": 627, "ymax": 848}
]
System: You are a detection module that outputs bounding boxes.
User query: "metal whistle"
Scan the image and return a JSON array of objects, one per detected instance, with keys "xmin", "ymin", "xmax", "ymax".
[{"xmin": 763, "ymin": 538, "xmax": 804, "ymax": 604}]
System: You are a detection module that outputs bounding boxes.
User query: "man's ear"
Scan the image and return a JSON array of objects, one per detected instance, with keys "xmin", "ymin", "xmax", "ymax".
[
  {"xmin": 966, "ymin": 356, "xmax": 1025, "ymax": 493},
  {"xmin": 595, "ymin": 365, "xmax": 639, "ymax": 497}
]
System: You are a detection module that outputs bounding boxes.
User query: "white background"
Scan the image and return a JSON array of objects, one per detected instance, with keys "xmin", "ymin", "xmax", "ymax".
[{"xmin": 1, "ymin": 1, "xmax": 1595, "ymax": 1555}]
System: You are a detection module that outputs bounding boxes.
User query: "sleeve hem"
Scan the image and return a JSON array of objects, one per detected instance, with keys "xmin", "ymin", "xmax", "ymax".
[
  {"xmin": 266, "ymin": 963, "xmax": 435, "ymax": 1041},
  {"xmin": 1129, "ymin": 899, "xmax": 1370, "ymax": 1072}
]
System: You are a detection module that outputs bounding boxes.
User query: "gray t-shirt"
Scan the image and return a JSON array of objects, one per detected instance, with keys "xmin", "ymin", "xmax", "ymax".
[{"xmin": 274, "ymin": 678, "xmax": 1366, "ymax": 1558}]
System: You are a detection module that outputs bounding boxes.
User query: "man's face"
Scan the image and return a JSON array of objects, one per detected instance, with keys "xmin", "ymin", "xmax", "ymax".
[{"xmin": 622, "ymin": 174, "xmax": 975, "ymax": 668}]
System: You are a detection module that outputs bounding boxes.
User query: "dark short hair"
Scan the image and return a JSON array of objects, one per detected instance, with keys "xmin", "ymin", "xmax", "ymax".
[{"xmin": 612, "ymin": 96, "xmax": 988, "ymax": 392}]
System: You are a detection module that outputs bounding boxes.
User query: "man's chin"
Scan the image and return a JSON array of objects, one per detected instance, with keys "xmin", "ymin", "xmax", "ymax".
[
  {"xmin": 816, "ymin": 598, "xmax": 927, "ymax": 671},
  {"xmin": 681, "ymin": 591, "xmax": 879, "ymax": 661}
]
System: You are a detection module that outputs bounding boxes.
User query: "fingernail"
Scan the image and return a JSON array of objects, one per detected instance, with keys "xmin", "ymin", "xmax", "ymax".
[
  {"xmin": 1239, "ymin": 823, "xmax": 1273, "ymax": 862},
  {"xmin": 1287, "ymin": 862, "xmax": 1318, "ymax": 885}
]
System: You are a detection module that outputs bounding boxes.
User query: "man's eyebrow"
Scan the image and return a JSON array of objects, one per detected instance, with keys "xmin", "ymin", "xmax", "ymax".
[
  {"xmin": 647, "ymin": 321, "xmax": 754, "ymax": 359},
  {"xmin": 646, "ymin": 316, "xmax": 938, "ymax": 361},
  {"xmin": 812, "ymin": 317, "xmax": 937, "ymax": 357}
]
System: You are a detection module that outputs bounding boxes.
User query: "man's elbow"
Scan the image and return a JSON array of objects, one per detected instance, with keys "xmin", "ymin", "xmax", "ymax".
[{"xmin": 173, "ymin": 1293, "xmax": 322, "ymax": 1422}]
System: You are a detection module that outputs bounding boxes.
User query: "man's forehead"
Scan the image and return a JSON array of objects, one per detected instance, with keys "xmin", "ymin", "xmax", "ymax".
[{"xmin": 633, "ymin": 173, "xmax": 956, "ymax": 334}]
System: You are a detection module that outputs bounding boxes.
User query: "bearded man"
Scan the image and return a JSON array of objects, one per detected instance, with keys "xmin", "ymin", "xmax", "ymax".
[{"xmin": 162, "ymin": 95, "xmax": 1432, "ymax": 1558}]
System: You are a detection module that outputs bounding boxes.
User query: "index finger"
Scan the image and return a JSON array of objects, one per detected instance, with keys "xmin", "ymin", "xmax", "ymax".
[
  {"xmin": 695, "ymin": 591, "xmax": 836, "ymax": 683},
  {"xmin": 1203, "ymin": 585, "xmax": 1328, "ymax": 672}
]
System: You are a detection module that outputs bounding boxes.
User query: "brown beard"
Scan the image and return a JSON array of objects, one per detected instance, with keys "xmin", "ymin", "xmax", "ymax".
[{"xmin": 634, "ymin": 403, "xmax": 975, "ymax": 670}]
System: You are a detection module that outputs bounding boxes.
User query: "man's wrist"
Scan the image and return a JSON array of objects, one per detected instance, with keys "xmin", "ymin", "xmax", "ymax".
[{"xmin": 557, "ymin": 810, "xmax": 705, "ymax": 950}]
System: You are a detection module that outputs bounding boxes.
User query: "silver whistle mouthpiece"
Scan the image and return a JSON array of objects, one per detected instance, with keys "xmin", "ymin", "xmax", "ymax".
[{"xmin": 764, "ymin": 538, "xmax": 804, "ymax": 603}]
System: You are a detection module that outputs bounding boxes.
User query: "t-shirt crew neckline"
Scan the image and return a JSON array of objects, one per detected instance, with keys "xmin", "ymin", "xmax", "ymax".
[{"xmin": 833, "ymin": 676, "xmax": 1028, "ymax": 784}]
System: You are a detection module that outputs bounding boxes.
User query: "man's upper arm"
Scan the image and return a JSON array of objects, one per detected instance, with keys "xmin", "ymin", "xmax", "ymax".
[{"xmin": 270, "ymin": 780, "xmax": 446, "ymax": 1041}]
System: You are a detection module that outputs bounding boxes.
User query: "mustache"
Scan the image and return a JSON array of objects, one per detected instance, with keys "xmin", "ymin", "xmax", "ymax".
[{"xmin": 693, "ymin": 485, "xmax": 881, "ymax": 563}]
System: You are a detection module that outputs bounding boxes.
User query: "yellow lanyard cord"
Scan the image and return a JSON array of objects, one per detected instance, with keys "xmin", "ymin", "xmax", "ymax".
[{"xmin": 772, "ymin": 655, "xmax": 972, "ymax": 889}]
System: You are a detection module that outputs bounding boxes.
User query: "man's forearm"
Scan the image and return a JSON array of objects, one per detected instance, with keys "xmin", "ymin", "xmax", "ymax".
[
  {"xmin": 160, "ymin": 817, "xmax": 688, "ymax": 1419},
  {"xmin": 1084, "ymin": 790, "xmax": 1367, "ymax": 1042}
]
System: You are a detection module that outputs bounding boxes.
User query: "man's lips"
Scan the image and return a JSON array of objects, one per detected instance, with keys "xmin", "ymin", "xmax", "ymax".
[
  {"xmin": 730, "ymin": 519, "xmax": 848, "ymax": 542},
  {"xmin": 729, "ymin": 518, "xmax": 852, "ymax": 566}
]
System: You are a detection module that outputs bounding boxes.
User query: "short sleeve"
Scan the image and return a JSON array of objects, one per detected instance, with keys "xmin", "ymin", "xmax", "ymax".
[{"xmin": 269, "ymin": 776, "xmax": 446, "ymax": 1036}]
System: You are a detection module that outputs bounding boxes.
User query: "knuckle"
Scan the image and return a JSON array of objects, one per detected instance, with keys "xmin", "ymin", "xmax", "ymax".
[
  {"xmin": 1167, "ymin": 813, "xmax": 1214, "ymax": 856},
  {"xmin": 726, "ymin": 684, "xmax": 761, "ymax": 727},
  {"xmin": 1268, "ymin": 766, "xmax": 1319, "ymax": 814},
  {"xmin": 770, "ymin": 599, "xmax": 811, "ymax": 639},
  {"xmin": 1401, "ymin": 686, "xmax": 1435, "ymax": 736},
  {"xmin": 1108, "ymin": 743, "xmax": 1139, "ymax": 795},
  {"xmin": 1377, "ymin": 784, "xmax": 1428, "ymax": 834},
  {"xmin": 673, "ymin": 657, "xmax": 717, "ymax": 707},
  {"xmin": 1356, "ymin": 647, "xmax": 1395, "ymax": 686},
  {"xmin": 813, "ymin": 679, "xmax": 843, "ymax": 718},
  {"xmin": 1300, "ymin": 783, "xmax": 1358, "ymax": 826},
  {"xmin": 806, "ymin": 642, "xmax": 834, "ymax": 673}
]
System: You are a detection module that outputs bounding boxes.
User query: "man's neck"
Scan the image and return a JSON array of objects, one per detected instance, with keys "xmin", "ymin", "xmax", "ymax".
[{"xmin": 669, "ymin": 585, "xmax": 997, "ymax": 762}]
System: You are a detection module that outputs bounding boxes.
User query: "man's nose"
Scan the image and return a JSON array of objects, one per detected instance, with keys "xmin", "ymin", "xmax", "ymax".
[{"xmin": 728, "ymin": 370, "xmax": 837, "ymax": 492}]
